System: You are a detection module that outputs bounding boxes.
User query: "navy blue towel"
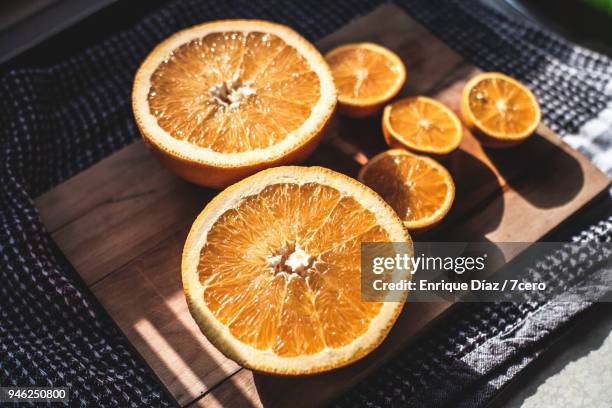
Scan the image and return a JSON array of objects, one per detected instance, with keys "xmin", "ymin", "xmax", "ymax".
[{"xmin": 1, "ymin": 1, "xmax": 610, "ymax": 406}]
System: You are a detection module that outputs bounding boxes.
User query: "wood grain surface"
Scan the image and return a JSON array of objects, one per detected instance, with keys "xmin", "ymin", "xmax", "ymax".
[{"xmin": 34, "ymin": 5, "xmax": 611, "ymax": 407}]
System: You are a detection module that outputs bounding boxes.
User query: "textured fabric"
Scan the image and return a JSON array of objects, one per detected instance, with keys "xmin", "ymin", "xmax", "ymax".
[
  {"xmin": 0, "ymin": 1, "xmax": 611, "ymax": 407},
  {"xmin": 336, "ymin": 215, "xmax": 612, "ymax": 408}
]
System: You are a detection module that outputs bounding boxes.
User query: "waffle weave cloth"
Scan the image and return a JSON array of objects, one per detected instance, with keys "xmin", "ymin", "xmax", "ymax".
[{"xmin": 1, "ymin": 1, "xmax": 611, "ymax": 406}]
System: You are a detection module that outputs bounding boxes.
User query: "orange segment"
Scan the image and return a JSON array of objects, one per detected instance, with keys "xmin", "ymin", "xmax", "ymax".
[
  {"xmin": 273, "ymin": 276, "xmax": 325, "ymax": 356},
  {"xmin": 133, "ymin": 20, "xmax": 337, "ymax": 188},
  {"xmin": 358, "ymin": 150, "xmax": 455, "ymax": 231},
  {"xmin": 325, "ymin": 43, "xmax": 406, "ymax": 118},
  {"xmin": 460, "ymin": 72, "xmax": 541, "ymax": 147},
  {"xmin": 182, "ymin": 166, "xmax": 412, "ymax": 375},
  {"xmin": 382, "ymin": 96, "xmax": 462, "ymax": 156}
]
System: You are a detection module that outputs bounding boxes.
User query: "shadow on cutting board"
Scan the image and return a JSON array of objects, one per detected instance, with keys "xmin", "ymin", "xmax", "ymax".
[{"xmin": 485, "ymin": 132, "xmax": 585, "ymax": 209}]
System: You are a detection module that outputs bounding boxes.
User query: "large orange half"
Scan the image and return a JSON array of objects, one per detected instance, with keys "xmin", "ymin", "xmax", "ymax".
[
  {"xmin": 182, "ymin": 166, "xmax": 412, "ymax": 375},
  {"xmin": 133, "ymin": 20, "xmax": 337, "ymax": 188}
]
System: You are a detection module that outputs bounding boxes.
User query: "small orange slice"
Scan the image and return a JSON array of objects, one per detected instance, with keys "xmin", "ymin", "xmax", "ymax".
[
  {"xmin": 325, "ymin": 43, "xmax": 406, "ymax": 118},
  {"xmin": 182, "ymin": 166, "xmax": 412, "ymax": 375},
  {"xmin": 382, "ymin": 96, "xmax": 463, "ymax": 156},
  {"xmin": 358, "ymin": 150, "xmax": 455, "ymax": 231},
  {"xmin": 460, "ymin": 72, "xmax": 541, "ymax": 148},
  {"xmin": 133, "ymin": 20, "xmax": 337, "ymax": 188}
]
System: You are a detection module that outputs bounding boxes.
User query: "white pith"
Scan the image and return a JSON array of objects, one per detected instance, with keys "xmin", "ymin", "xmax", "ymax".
[
  {"xmin": 267, "ymin": 242, "xmax": 314, "ymax": 275},
  {"xmin": 208, "ymin": 79, "xmax": 256, "ymax": 110}
]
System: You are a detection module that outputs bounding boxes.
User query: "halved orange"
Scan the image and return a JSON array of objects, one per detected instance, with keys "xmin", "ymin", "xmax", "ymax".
[
  {"xmin": 325, "ymin": 43, "xmax": 406, "ymax": 118},
  {"xmin": 382, "ymin": 96, "xmax": 463, "ymax": 156},
  {"xmin": 182, "ymin": 166, "xmax": 412, "ymax": 375},
  {"xmin": 133, "ymin": 20, "xmax": 337, "ymax": 188},
  {"xmin": 358, "ymin": 150, "xmax": 455, "ymax": 231},
  {"xmin": 460, "ymin": 72, "xmax": 541, "ymax": 148}
]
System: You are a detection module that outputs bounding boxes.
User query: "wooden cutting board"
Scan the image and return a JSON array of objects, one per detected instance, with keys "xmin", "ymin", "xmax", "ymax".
[{"xmin": 34, "ymin": 4, "xmax": 610, "ymax": 407}]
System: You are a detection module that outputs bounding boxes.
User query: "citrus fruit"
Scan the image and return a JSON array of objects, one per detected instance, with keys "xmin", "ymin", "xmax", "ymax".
[
  {"xmin": 182, "ymin": 166, "xmax": 412, "ymax": 375},
  {"xmin": 358, "ymin": 150, "xmax": 455, "ymax": 231},
  {"xmin": 460, "ymin": 72, "xmax": 541, "ymax": 148},
  {"xmin": 325, "ymin": 43, "xmax": 406, "ymax": 118},
  {"xmin": 382, "ymin": 96, "xmax": 463, "ymax": 156},
  {"xmin": 133, "ymin": 20, "xmax": 337, "ymax": 188}
]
